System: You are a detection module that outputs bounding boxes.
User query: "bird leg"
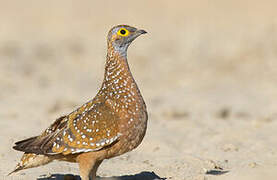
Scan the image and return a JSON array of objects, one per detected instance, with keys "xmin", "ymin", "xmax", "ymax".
[
  {"xmin": 89, "ymin": 160, "xmax": 103, "ymax": 180},
  {"xmin": 77, "ymin": 153, "xmax": 103, "ymax": 180}
]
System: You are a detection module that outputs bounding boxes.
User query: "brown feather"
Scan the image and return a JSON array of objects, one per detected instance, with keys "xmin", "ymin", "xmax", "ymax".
[
  {"xmin": 13, "ymin": 115, "xmax": 68, "ymax": 154},
  {"xmin": 13, "ymin": 136, "xmax": 38, "ymax": 152}
]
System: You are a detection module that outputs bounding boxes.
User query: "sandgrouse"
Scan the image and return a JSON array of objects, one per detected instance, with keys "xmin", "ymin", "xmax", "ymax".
[{"xmin": 10, "ymin": 25, "xmax": 148, "ymax": 180}]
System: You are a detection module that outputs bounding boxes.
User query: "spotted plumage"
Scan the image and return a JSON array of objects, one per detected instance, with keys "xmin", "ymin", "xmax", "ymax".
[{"xmin": 10, "ymin": 25, "xmax": 148, "ymax": 180}]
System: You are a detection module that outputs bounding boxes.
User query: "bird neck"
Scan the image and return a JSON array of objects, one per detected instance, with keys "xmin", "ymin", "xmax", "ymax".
[{"xmin": 99, "ymin": 47, "xmax": 140, "ymax": 101}]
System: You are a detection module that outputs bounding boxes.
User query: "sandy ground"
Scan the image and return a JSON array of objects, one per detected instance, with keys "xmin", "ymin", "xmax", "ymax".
[{"xmin": 1, "ymin": 0, "xmax": 277, "ymax": 179}]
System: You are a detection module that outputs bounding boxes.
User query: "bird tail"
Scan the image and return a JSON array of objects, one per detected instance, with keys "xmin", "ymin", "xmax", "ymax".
[
  {"xmin": 13, "ymin": 136, "xmax": 41, "ymax": 153},
  {"xmin": 8, "ymin": 153, "xmax": 53, "ymax": 175}
]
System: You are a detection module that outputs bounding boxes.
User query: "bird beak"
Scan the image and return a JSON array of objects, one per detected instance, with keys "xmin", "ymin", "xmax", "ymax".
[
  {"xmin": 136, "ymin": 29, "xmax": 147, "ymax": 35},
  {"xmin": 127, "ymin": 29, "xmax": 147, "ymax": 43}
]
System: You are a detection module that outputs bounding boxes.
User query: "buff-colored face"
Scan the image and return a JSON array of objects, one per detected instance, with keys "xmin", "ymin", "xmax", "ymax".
[{"xmin": 108, "ymin": 25, "xmax": 147, "ymax": 53}]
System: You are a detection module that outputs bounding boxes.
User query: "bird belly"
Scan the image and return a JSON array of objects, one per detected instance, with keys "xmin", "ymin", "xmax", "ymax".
[{"xmin": 105, "ymin": 110, "xmax": 148, "ymax": 159}]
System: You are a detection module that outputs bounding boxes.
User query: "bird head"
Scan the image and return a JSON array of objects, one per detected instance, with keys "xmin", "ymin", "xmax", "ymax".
[{"xmin": 107, "ymin": 25, "xmax": 147, "ymax": 56}]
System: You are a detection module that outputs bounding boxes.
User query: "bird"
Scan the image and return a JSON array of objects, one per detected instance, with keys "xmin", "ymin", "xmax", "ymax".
[{"xmin": 9, "ymin": 24, "xmax": 148, "ymax": 180}]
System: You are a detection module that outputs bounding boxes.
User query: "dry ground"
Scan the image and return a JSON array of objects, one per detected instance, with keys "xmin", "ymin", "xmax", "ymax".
[{"xmin": 1, "ymin": 0, "xmax": 277, "ymax": 179}]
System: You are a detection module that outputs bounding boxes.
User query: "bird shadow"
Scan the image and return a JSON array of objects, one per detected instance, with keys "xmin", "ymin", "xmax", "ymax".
[
  {"xmin": 37, "ymin": 171, "xmax": 166, "ymax": 180},
  {"xmin": 205, "ymin": 170, "xmax": 229, "ymax": 175}
]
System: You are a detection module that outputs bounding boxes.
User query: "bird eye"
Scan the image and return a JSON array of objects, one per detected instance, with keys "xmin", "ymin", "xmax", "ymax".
[
  {"xmin": 117, "ymin": 28, "xmax": 129, "ymax": 37},
  {"xmin": 120, "ymin": 29, "xmax": 126, "ymax": 34}
]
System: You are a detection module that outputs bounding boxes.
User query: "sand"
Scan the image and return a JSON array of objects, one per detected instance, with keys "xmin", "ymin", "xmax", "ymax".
[{"xmin": 1, "ymin": 0, "xmax": 277, "ymax": 179}]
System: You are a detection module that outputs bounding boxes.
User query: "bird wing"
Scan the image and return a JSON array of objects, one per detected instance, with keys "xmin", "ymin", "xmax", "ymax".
[
  {"xmin": 13, "ymin": 99, "xmax": 121, "ymax": 155},
  {"xmin": 13, "ymin": 115, "xmax": 68, "ymax": 154}
]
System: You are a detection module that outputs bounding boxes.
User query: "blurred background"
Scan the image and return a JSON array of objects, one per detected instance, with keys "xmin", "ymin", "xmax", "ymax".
[{"xmin": 1, "ymin": 0, "xmax": 277, "ymax": 179}]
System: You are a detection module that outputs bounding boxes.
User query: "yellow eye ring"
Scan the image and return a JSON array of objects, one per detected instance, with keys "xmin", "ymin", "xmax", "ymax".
[{"xmin": 117, "ymin": 28, "xmax": 129, "ymax": 37}]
